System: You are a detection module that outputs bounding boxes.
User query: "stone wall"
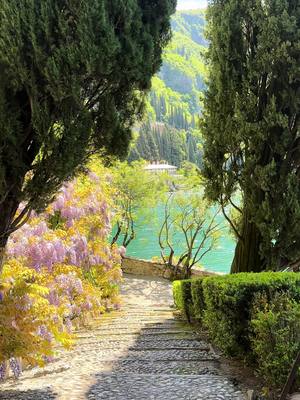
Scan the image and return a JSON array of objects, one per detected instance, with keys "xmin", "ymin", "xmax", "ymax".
[{"xmin": 121, "ymin": 256, "xmax": 219, "ymax": 279}]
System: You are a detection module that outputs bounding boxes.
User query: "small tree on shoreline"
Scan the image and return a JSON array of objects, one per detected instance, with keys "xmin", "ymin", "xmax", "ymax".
[
  {"xmin": 159, "ymin": 192, "xmax": 221, "ymax": 279},
  {"xmin": 110, "ymin": 161, "xmax": 168, "ymax": 248}
]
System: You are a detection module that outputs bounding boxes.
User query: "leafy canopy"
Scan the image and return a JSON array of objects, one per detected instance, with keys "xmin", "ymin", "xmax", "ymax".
[
  {"xmin": 202, "ymin": 0, "xmax": 300, "ymax": 270},
  {"xmin": 110, "ymin": 160, "xmax": 168, "ymax": 248},
  {"xmin": 0, "ymin": 0, "xmax": 176, "ymax": 238}
]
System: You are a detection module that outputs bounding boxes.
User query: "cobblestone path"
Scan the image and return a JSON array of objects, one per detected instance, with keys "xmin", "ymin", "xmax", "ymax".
[{"xmin": 0, "ymin": 275, "xmax": 247, "ymax": 399}]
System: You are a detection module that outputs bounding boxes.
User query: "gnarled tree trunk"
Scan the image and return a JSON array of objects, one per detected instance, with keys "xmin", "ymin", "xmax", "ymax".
[{"xmin": 231, "ymin": 211, "xmax": 265, "ymax": 273}]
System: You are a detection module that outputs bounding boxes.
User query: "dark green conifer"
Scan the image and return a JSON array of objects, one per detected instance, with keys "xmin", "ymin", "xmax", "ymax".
[
  {"xmin": 202, "ymin": 0, "xmax": 300, "ymax": 272},
  {"xmin": 0, "ymin": 0, "xmax": 176, "ymax": 265}
]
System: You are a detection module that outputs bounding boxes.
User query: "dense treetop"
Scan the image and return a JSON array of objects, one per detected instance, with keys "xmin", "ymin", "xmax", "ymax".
[
  {"xmin": 202, "ymin": 0, "xmax": 300, "ymax": 272},
  {"xmin": 0, "ymin": 0, "xmax": 176, "ymax": 253}
]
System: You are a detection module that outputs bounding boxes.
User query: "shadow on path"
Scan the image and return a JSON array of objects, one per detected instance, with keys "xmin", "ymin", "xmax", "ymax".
[
  {"xmin": 0, "ymin": 388, "xmax": 57, "ymax": 400},
  {"xmin": 85, "ymin": 308, "xmax": 244, "ymax": 400},
  {"xmin": 0, "ymin": 275, "xmax": 247, "ymax": 399}
]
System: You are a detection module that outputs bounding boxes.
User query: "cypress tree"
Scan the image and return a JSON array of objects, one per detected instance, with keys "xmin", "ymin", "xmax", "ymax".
[
  {"xmin": 202, "ymin": 0, "xmax": 300, "ymax": 272},
  {"xmin": 0, "ymin": 0, "xmax": 176, "ymax": 268}
]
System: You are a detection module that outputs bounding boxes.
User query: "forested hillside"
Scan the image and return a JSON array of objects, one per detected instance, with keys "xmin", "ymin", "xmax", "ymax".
[{"xmin": 128, "ymin": 9, "xmax": 207, "ymax": 167}]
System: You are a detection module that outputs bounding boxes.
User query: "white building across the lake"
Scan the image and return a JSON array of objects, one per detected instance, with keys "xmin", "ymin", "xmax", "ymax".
[{"xmin": 144, "ymin": 163, "xmax": 177, "ymax": 175}]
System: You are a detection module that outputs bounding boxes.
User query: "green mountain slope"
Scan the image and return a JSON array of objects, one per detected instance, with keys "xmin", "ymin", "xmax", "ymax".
[
  {"xmin": 129, "ymin": 9, "xmax": 207, "ymax": 167},
  {"xmin": 151, "ymin": 9, "xmax": 207, "ymax": 123}
]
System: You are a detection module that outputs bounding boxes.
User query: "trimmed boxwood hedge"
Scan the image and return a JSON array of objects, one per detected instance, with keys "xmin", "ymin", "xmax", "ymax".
[
  {"xmin": 203, "ymin": 272, "xmax": 300, "ymax": 356},
  {"xmin": 191, "ymin": 277, "xmax": 206, "ymax": 322},
  {"xmin": 172, "ymin": 272, "xmax": 300, "ymax": 389},
  {"xmin": 172, "ymin": 279, "xmax": 193, "ymax": 321},
  {"xmin": 251, "ymin": 293, "xmax": 300, "ymax": 388}
]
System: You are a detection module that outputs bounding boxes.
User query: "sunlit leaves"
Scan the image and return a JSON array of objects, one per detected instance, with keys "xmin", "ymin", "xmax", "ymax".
[{"xmin": 0, "ymin": 160, "xmax": 122, "ymax": 377}]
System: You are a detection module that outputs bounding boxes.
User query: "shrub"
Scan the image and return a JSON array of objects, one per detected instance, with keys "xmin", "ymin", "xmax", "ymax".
[
  {"xmin": 202, "ymin": 272, "xmax": 300, "ymax": 356},
  {"xmin": 0, "ymin": 161, "xmax": 123, "ymax": 378},
  {"xmin": 172, "ymin": 279, "xmax": 193, "ymax": 321},
  {"xmin": 0, "ymin": 260, "xmax": 74, "ymax": 378},
  {"xmin": 191, "ymin": 277, "xmax": 206, "ymax": 322},
  {"xmin": 173, "ymin": 277, "xmax": 208, "ymax": 322},
  {"xmin": 172, "ymin": 272, "xmax": 300, "ymax": 390},
  {"xmin": 251, "ymin": 293, "xmax": 300, "ymax": 388}
]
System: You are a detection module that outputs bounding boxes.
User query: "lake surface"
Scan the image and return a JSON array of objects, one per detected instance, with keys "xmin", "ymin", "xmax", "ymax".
[{"xmin": 117, "ymin": 201, "xmax": 236, "ymax": 274}]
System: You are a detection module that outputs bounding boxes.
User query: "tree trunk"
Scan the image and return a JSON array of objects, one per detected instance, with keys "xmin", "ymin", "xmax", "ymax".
[
  {"xmin": 231, "ymin": 211, "xmax": 265, "ymax": 273},
  {"xmin": 0, "ymin": 90, "xmax": 37, "ymax": 275},
  {"xmin": 0, "ymin": 197, "xmax": 20, "ymax": 274}
]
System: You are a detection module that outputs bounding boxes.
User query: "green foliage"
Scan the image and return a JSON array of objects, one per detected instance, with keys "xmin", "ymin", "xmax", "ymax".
[
  {"xmin": 171, "ymin": 9, "xmax": 207, "ymax": 47},
  {"xmin": 159, "ymin": 191, "xmax": 220, "ymax": 279},
  {"xmin": 128, "ymin": 122, "xmax": 200, "ymax": 167},
  {"xmin": 129, "ymin": 9, "xmax": 207, "ymax": 168},
  {"xmin": 172, "ymin": 279, "xmax": 193, "ymax": 320},
  {"xmin": 0, "ymin": 0, "xmax": 176, "ymax": 251},
  {"xmin": 110, "ymin": 161, "xmax": 168, "ymax": 247},
  {"xmin": 152, "ymin": 9, "xmax": 207, "ymax": 122},
  {"xmin": 251, "ymin": 293, "xmax": 300, "ymax": 389},
  {"xmin": 202, "ymin": 0, "xmax": 300, "ymax": 272},
  {"xmin": 173, "ymin": 276, "xmax": 206, "ymax": 322},
  {"xmin": 191, "ymin": 277, "xmax": 206, "ymax": 321},
  {"xmin": 202, "ymin": 272, "xmax": 300, "ymax": 356},
  {"xmin": 177, "ymin": 161, "xmax": 203, "ymax": 187},
  {"xmin": 173, "ymin": 272, "xmax": 300, "ymax": 389}
]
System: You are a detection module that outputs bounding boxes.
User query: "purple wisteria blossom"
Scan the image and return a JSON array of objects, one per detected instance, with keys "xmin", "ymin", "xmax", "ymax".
[
  {"xmin": 0, "ymin": 362, "xmax": 7, "ymax": 380},
  {"xmin": 37, "ymin": 325, "xmax": 53, "ymax": 343},
  {"xmin": 9, "ymin": 358, "xmax": 22, "ymax": 378}
]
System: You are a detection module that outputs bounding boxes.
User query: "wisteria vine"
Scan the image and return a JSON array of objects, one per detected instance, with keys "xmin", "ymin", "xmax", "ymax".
[{"xmin": 0, "ymin": 162, "xmax": 124, "ymax": 379}]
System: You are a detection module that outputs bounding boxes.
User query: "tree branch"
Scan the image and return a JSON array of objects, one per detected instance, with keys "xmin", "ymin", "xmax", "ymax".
[
  {"xmin": 228, "ymin": 197, "xmax": 243, "ymax": 215},
  {"xmin": 220, "ymin": 195, "xmax": 243, "ymax": 241}
]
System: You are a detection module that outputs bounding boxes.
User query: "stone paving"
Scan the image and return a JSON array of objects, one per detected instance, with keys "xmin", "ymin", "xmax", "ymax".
[{"xmin": 0, "ymin": 274, "xmax": 247, "ymax": 399}]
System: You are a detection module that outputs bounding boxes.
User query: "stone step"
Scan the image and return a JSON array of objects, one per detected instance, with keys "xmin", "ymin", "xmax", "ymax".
[
  {"xmin": 91, "ymin": 316, "xmax": 177, "ymax": 324},
  {"xmin": 91, "ymin": 323, "xmax": 187, "ymax": 330},
  {"xmin": 99, "ymin": 315, "xmax": 176, "ymax": 321},
  {"xmin": 93, "ymin": 320, "xmax": 178, "ymax": 327},
  {"xmin": 77, "ymin": 319, "xmax": 184, "ymax": 329},
  {"xmin": 83, "ymin": 327, "xmax": 195, "ymax": 334},
  {"xmin": 96, "ymin": 318, "xmax": 177, "ymax": 323},
  {"xmin": 112, "ymin": 310, "xmax": 175, "ymax": 314},
  {"xmin": 77, "ymin": 332, "xmax": 200, "ymax": 341},
  {"xmin": 124, "ymin": 307, "xmax": 174, "ymax": 310},
  {"xmin": 85, "ymin": 328, "xmax": 197, "ymax": 337},
  {"xmin": 92, "ymin": 321, "xmax": 183, "ymax": 327},
  {"xmin": 26, "ymin": 360, "xmax": 221, "ymax": 381},
  {"xmin": 290, "ymin": 394, "xmax": 300, "ymax": 400},
  {"xmin": 86, "ymin": 372, "xmax": 246, "ymax": 399},
  {"xmin": 72, "ymin": 348, "xmax": 218, "ymax": 362},
  {"xmin": 101, "ymin": 360, "xmax": 221, "ymax": 376},
  {"xmin": 93, "ymin": 331, "xmax": 201, "ymax": 339},
  {"xmin": 87, "ymin": 327, "xmax": 192, "ymax": 334},
  {"xmin": 75, "ymin": 338, "xmax": 209, "ymax": 350}
]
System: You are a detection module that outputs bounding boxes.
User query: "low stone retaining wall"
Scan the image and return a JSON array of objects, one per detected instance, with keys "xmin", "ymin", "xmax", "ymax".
[{"xmin": 121, "ymin": 256, "xmax": 219, "ymax": 279}]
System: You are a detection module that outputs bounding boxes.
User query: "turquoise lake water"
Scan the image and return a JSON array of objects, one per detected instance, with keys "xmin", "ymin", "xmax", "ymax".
[{"xmin": 118, "ymin": 202, "xmax": 236, "ymax": 274}]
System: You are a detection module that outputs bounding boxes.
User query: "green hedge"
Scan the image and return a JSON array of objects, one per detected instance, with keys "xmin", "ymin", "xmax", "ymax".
[
  {"xmin": 203, "ymin": 272, "xmax": 300, "ymax": 356},
  {"xmin": 172, "ymin": 272, "xmax": 300, "ymax": 388},
  {"xmin": 173, "ymin": 277, "xmax": 207, "ymax": 322},
  {"xmin": 172, "ymin": 279, "xmax": 193, "ymax": 321},
  {"xmin": 191, "ymin": 277, "xmax": 206, "ymax": 321},
  {"xmin": 251, "ymin": 293, "xmax": 300, "ymax": 388}
]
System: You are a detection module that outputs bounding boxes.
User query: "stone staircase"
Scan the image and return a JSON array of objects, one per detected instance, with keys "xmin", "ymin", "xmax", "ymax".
[{"xmin": 0, "ymin": 275, "xmax": 247, "ymax": 399}]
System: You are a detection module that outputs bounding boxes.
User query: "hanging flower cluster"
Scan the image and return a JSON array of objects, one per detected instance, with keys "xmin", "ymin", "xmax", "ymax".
[{"xmin": 0, "ymin": 161, "xmax": 123, "ymax": 378}]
